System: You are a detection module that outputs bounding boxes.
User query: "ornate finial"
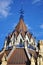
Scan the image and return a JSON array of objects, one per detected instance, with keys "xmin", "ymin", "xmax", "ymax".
[
  {"xmin": 19, "ymin": 1, "xmax": 24, "ymax": 20},
  {"xmin": 20, "ymin": 8, "xmax": 24, "ymax": 15},
  {"xmin": 19, "ymin": 8, "xmax": 24, "ymax": 19}
]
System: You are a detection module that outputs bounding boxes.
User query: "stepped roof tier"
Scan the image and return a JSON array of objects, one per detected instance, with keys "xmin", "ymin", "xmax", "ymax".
[
  {"xmin": 0, "ymin": 47, "xmax": 38, "ymax": 65},
  {"xmin": 7, "ymin": 48, "xmax": 30, "ymax": 65},
  {"xmin": 8, "ymin": 17, "xmax": 32, "ymax": 41}
]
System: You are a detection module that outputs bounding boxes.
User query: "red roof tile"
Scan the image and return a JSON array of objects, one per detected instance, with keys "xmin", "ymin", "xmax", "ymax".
[
  {"xmin": 7, "ymin": 48, "xmax": 28, "ymax": 64},
  {"xmin": 15, "ymin": 19, "xmax": 27, "ymax": 32}
]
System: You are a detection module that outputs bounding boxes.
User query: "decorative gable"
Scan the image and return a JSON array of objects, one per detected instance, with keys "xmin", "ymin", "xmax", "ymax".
[
  {"xmin": 25, "ymin": 34, "xmax": 30, "ymax": 42},
  {"xmin": 17, "ymin": 33, "xmax": 24, "ymax": 44}
]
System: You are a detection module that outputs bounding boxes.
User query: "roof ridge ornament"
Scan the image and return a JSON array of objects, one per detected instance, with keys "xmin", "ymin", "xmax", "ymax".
[
  {"xmin": 19, "ymin": 8, "xmax": 24, "ymax": 20},
  {"xmin": 19, "ymin": 0, "xmax": 24, "ymax": 20}
]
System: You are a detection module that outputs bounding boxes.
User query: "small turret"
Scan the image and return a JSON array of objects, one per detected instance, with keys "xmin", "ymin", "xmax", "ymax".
[
  {"xmin": 31, "ymin": 55, "xmax": 35, "ymax": 65},
  {"xmin": 37, "ymin": 55, "xmax": 43, "ymax": 65},
  {"xmin": 38, "ymin": 40, "xmax": 43, "ymax": 56},
  {"xmin": 1, "ymin": 53, "xmax": 7, "ymax": 65}
]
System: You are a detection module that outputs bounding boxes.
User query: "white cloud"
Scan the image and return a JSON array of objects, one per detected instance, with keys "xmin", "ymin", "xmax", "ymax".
[
  {"xmin": 37, "ymin": 32, "xmax": 43, "ymax": 37},
  {"xmin": 32, "ymin": 0, "xmax": 40, "ymax": 4},
  {"xmin": 33, "ymin": 31, "xmax": 43, "ymax": 38},
  {"xmin": 40, "ymin": 24, "xmax": 43, "ymax": 29},
  {"xmin": 26, "ymin": 24, "xmax": 32, "ymax": 30},
  {"xmin": 0, "ymin": 0, "xmax": 13, "ymax": 17}
]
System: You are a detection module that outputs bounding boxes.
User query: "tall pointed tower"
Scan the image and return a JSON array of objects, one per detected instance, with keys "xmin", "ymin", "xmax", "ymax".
[
  {"xmin": 0, "ymin": 7, "xmax": 39, "ymax": 65},
  {"xmin": 15, "ymin": 8, "xmax": 27, "ymax": 37},
  {"xmin": 4, "ymin": 8, "xmax": 36, "ymax": 48}
]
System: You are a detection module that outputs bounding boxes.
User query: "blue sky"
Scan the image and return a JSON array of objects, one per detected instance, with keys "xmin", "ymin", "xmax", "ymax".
[{"xmin": 0, "ymin": 0, "xmax": 43, "ymax": 50}]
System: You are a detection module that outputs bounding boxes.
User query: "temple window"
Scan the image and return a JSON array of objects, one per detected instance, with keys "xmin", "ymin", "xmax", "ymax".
[
  {"xmin": 20, "ymin": 39, "xmax": 22, "ymax": 45},
  {"xmin": 6, "ymin": 37, "xmax": 11, "ymax": 46}
]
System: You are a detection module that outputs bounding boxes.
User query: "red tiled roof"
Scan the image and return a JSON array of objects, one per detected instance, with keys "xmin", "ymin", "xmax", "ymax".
[
  {"xmin": 7, "ymin": 18, "xmax": 32, "ymax": 42},
  {"xmin": 13, "ymin": 19, "xmax": 27, "ymax": 37},
  {"xmin": 7, "ymin": 48, "xmax": 28, "ymax": 64},
  {"xmin": 15, "ymin": 19, "xmax": 27, "ymax": 32},
  {"xmin": 12, "ymin": 18, "xmax": 32, "ymax": 38},
  {"xmin": 8, "ymin": 64, "xmax": 26, "ymax": 65}
]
